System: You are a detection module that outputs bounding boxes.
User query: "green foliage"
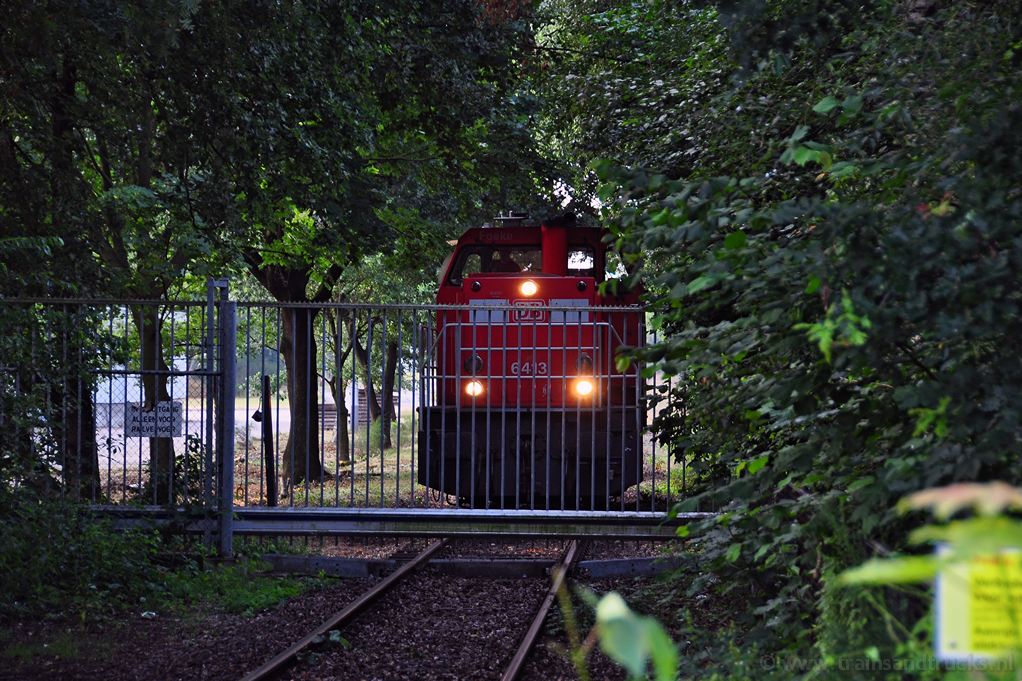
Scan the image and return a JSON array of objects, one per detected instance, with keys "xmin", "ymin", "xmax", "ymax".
[
  {"xmin": 0, "ymin": 491, "xmax": 159, "ymax": 620},
  {"xmin": 792, "ymin": 290, "xmax": 872, "ymax": 363},
  {"xmin": 842, "ymin": 483, "xmax": 1022, "ymax": 587},
  {"xmin": 1, "ymin": 4, "xmax": 555, "ymax": 489},
  {"xmin": 546, "ymin": 0, "xmax": 1022, "ymax": 672},
  {"xmin": 0, "ymin": 0, "xmax": 223, "ymax": 299},
  {"xmin": 133, "ymin": 434, "xmax": 206, "ymax": 505},
  {"xmin": 555, "ymin": 583, "xmax": 679, "ymax": 681},
  {"xmin": 0, "ymin": 236, "xmax": 66, "ymax": 293},
  {"xmin": 155, "ymin": 560, "xmax": 313, "ymax": 617},
  {"xmin": 837, "ymin": 483, "xmax": 1022, "ymax": 680},
  {"xmin": 0, "ymin": 490, "xmax": 316, "ymax": 622},
  {"xmin": 2, "ymin": 0, "xmax": 1020, "ymax": 673},
  {"xmin": 0, "ymin": 303, "xmax": 111, "ymax": 492},
  {"xmin": 228, "ymin": 0, "xmax": 554, "ymax": 304},
  {"xmin": 596, "ymin": 592, "xmax": 678, "ymax": 681}
]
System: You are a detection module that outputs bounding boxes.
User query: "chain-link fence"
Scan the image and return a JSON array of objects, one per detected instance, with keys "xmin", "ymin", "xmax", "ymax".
[{"xmin": 0, "ymin": 288, "xmax": 229, "ymax": 510}]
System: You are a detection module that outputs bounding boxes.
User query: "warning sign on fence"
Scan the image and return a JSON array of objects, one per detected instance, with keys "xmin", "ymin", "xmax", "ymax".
[
  {"xmin": 126, "ymin": 401, "xmax": 183, "ymax": 437},
  {"xmin": 937, "ymin": 549, "xmax": 1022, "ymax": 661}
]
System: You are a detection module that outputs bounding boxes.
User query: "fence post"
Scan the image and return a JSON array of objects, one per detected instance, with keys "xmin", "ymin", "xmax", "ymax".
[
  {"xmin": 204, "ymin": 282, "xmax": 217, "ymax": 509},
  {"xmin": 218, "ymin": 297, "xmax": 237, "ymax": 559},
  {"xmin": 262, "ymin": 374, "xmax": 277, "ymax": 506}
]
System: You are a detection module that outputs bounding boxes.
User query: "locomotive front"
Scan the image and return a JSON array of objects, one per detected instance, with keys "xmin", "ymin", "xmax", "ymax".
[{"xmin": 417, "ymin": 214, "xmax": 643, "ymax": 509}]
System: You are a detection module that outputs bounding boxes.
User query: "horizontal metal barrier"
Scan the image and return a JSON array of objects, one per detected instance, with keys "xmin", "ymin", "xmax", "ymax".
[{"xmin": 97, "ymin": 506, "xmax": 711, "ymax": 539}]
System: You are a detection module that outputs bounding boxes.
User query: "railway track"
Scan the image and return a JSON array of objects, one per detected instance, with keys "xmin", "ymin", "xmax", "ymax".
[
  {"xmin": 240, "ymin": 538, "xmax": 583, "ymax": 681},
  {"xmin": 501, "ymin": 539, "xmax": 581, "ymax": 681}
]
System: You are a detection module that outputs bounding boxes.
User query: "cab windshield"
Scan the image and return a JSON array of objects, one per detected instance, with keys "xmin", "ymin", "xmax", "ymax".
[{"xmin": 447, "ymin": 246, "xmax": 543, "ymax": 285}]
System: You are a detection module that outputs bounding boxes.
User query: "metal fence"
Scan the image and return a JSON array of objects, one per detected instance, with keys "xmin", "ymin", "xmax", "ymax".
[
  {"xmin": 229, "ymin": 300, "xmax": 684, "ymax": 514},
  {"xmin": 1, "ymin": 284, "xmax": 691, "ymax": 545},
  {"xmin": 0, "ymin": 283, "xmax": 235, "ymax": 552}
]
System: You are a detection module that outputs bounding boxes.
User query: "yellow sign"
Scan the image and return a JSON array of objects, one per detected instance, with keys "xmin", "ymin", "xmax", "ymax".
[{"xmin": 937, "ymin": 551, "xmax": 1022, "ymax": 661}]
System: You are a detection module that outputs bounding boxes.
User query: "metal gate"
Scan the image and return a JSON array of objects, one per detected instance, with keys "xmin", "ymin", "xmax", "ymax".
[
  {"xmin": 0, "ymin": 282, "xmax": 701, "ymax": 553},
  {"xmin": 222, "ymin": 296, "xmax": 697, "ymax": 539}
]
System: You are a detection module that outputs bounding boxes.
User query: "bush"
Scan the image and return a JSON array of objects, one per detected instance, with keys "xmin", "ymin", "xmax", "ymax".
[
  {"xmin": 574, "ymin": 0, "xmax": 1022, "ymax": 671},
  {"xmin": 0, "ymin": 490, "xmax": 322, "ymax": 623},
  {"xmin": 0, "ymin": 490, "xmax": 159, "ymax": 620}
]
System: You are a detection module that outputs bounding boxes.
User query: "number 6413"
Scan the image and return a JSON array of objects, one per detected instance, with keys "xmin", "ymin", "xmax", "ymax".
[{"xmin": 510, "ymin": 361, "xmax": 548, "ymax": 376}]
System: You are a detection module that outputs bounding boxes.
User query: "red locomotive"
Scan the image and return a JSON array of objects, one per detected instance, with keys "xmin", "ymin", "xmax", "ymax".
[{"xmin": 417, "ymin": 213, "xmax": 644, "ymax": 509}]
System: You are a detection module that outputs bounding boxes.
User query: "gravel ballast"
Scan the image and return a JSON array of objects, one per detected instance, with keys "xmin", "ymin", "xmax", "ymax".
[
  {"xmin": 288, "ymin": 569, "xmax": 547, "ymax": 681},
  {"xmin": 1, "ymin": 540, "xmax": 681, "ymax": 681}
]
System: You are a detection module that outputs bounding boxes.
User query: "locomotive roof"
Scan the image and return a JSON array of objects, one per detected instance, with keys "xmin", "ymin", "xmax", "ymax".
[{"xmin": 456, "ymin": 225, "xmax": 607, "ymax": 248}]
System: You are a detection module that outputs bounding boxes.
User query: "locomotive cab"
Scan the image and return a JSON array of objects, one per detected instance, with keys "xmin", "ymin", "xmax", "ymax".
[{"xmin": 417, "ymin": 214, "xmax": 644, "ymax": 509}]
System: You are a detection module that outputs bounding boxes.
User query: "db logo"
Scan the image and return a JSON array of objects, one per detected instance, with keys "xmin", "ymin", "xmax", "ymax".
[{"xmin": 512, "ymin": 300, "xmax": 545, "ymax": 322}]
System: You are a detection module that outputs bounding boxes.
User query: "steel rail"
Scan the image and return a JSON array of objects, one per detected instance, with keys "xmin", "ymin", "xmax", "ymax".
[
  {"xmin": 0, "ymin": 297, "xmax": 645, "ymax": 313},
  {"xmin": 501, "ymin": 539, "xmax": 583, "ymax": 681},
  {"xmin": 0, "ymin": 297, "xmax": 210, "ymax": 306},
  {"xmin": 239, "ymin": 538, "xmax": 447, "ymax": 681},
  {"xmin": 99, "ymin": 506, "xmax": 710, "ymax": 539},
  {"xmin": 233, "ymin": 301, "xmax": 645, "ymax": 312}
]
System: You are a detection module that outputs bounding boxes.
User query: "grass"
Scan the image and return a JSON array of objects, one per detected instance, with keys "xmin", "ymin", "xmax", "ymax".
[
  {"xmin": 154, "ymin": 559, "xmax": 321, "ymax": 616},
  {"xmin": 0, "ymin": 492, "xmax": 325, "ymax": 671},
  {"xmin": 235, "ymin": 412, "xmax": 443, "ymax": 508},
  {"xmin": 1, "ymin": 632, "xmax": 83, "ymax": 662},
  {"xmin": 0, "ymin": 525, "xmax": 320, "ymax": 668},
  {"xmin": 99, "ymin": 409, "xmax": 690, "ymax": 510},
  {"xmin": 0, "ymin": 560, "xmax": 319, "ymax": 666}
]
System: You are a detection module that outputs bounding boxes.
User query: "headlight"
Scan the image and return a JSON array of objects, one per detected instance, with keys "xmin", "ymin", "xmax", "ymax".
[
  {"xmin": 520, "ymin": 280, "xmax": 538, "ymax": 296},
  {"xmin": 465, "ymin": 380, "xmax": 485, "ymax": 397},
  {"xmin": 574, "ymin": 378, "xmax": 594, "ymax": 397}
]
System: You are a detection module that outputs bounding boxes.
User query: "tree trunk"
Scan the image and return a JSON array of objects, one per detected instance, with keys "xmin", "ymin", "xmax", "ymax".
[
  {"xmin": 326, "ymin": 381, "xmax": 351, "ymax": 465},
  {"xmin": 245, "ymin": 259, "xmax": 345, "ymax": 487},
  {"xmin": 353, "ymin": 335, "xmax": 382, "ymax": 419},
  {"xmin": 133, "ymin": 306, "xmax": 174, "ymax": 504},
  {"xmin": 353, "ymin": 334, "xmax": 385, "ymax": 449},
  {"xmin": 57, "ymin": 375, "xmax": 100, "ymax": 500},
  {"xmin": 380, "ymin": 340, "xmax": 398, "ymax": 449},
  {"xmin": 353, "ymin": 332, "xmax": 398, "ymax": 449},
  {"xmin": 336, "ymin": 401, "xmax": 350, "ymax": 464},
  {"xmin": 279, "ymin": 306, "xmax": 324, "ymax": 484},
  {"xmin": 325, "ymin": 310, "xmax": 353, "ymax": 465}
]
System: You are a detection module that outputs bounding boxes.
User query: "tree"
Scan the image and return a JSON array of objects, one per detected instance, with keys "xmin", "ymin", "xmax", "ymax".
[
  {"xmin": 218, "ymin": 0, "xmax": 555, "ymax": 486},
  {"xmin": 1, "ymin": 2, "xmax": 238, "ymax": 502},
  {"xmin": 3, "ymin": 0, "xmax": 559, "ymax": 497},
  {"xmin": 0, "ymin": 238, "xmax": 103, "ymax": 497}
]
